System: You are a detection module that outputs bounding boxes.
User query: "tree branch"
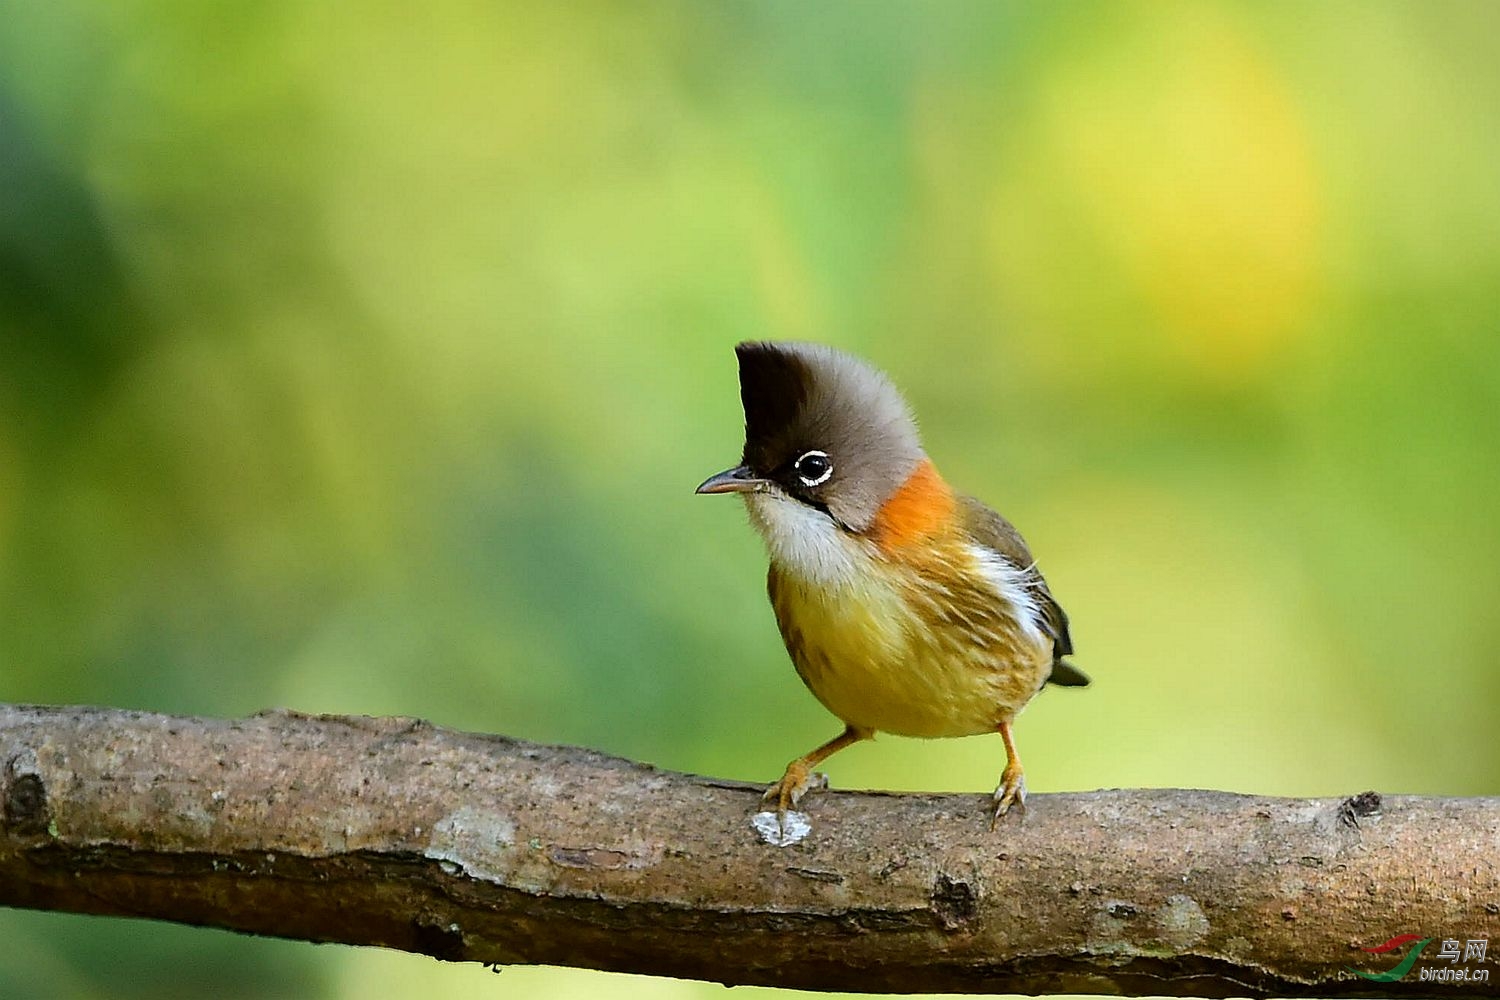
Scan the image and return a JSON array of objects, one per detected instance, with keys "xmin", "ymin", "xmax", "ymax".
[{"xmin": 2, "ymin": 705, "xmax": 1496, "ymax": 996}]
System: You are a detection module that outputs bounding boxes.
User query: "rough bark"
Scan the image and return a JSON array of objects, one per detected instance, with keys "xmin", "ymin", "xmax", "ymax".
[{"xmin": 1, "ymin": 704, "xmax": 1496, "ymax": 996}]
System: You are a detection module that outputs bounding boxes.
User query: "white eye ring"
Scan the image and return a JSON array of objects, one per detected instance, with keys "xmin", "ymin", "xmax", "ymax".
[{"xmin": 793, "ymin": 450, "xmax": 833, "ymax": 487}]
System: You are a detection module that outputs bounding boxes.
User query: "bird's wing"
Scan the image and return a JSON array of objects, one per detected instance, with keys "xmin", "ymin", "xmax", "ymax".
[{"xmin": 956, "ymin": 494, "xmax": 1088, "ymax": 686}]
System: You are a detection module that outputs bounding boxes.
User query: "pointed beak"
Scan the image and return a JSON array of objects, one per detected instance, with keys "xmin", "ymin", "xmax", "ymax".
[{"xmin": 695, "ymin": 464, "xmax": 769, "ymax": 495}]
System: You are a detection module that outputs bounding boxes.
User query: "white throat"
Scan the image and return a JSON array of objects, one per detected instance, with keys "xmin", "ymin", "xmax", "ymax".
[{"xmin": 743, "ymin": 491, "xmax": 866, "ymax": 589}]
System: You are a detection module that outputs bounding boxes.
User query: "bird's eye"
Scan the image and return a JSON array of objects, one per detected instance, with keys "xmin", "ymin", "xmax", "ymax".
[{"xmin": 792, "ymin": 450, "xmax": 833, "ymax": 487}]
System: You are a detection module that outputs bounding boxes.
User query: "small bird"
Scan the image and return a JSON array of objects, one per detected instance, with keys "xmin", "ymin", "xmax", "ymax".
[{"xmin": 697, "ymin": 341, "xmax": 1088, "ymax": 825}]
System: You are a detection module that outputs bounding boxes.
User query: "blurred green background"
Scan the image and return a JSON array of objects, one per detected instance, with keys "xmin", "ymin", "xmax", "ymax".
[{"xmin": 3, "ymin": 1, "xmax": 1498, "ymax": 997}]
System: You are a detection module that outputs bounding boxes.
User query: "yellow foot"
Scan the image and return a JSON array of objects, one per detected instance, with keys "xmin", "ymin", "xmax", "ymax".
[
  {"xmin": 990, "ymin": 764, "xmax": 1027, "ymax": 829},
  {"xmin": 763, "ymin": 763, "xmax": 829, "ymax": 815}
]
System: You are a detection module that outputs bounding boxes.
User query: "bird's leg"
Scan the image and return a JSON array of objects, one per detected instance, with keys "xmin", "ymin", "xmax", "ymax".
[
  {"xmin": 764, "ymin": 725, "xmax": 871, "ymax": 815},
  {"xmin": 991, "ymin": 720, "xmax": 1027, "ymax": 827}
]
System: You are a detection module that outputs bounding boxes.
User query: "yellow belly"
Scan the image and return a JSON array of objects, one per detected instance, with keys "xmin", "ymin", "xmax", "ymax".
[{"xmin": 768, "ymin": 553, "xmax": 1053, "ymax": 738}]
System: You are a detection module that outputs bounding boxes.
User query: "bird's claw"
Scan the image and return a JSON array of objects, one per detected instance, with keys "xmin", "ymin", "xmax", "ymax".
[
  {"xmin": 763, "ymin": 768, "xmax": 828, "ymax": 815},
  {"xmin": 990, "ymin": 768, "xmax": 1027, "ymax": 829}
]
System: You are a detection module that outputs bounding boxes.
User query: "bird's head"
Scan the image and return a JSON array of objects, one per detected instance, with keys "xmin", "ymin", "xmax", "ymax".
[{"xmin": 696, "ymin": 341, "xmax": 926, "ymax": 538}]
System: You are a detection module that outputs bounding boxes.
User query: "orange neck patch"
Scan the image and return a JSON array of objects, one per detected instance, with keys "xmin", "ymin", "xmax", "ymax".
[{"xmin": 870, "ymin": 459, "xmax": 954, "ymax": 552}]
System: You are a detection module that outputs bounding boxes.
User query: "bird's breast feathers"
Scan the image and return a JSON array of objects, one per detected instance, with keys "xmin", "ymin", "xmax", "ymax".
[{"xmin": 749, "ymin": 488, "xmax": 1053, "ymax": 738}]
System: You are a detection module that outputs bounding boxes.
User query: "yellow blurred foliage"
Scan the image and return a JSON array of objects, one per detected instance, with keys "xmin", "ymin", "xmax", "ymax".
[{"xmin": 992, "ymin": 4, "xmax": 1320, "ymax": 385}]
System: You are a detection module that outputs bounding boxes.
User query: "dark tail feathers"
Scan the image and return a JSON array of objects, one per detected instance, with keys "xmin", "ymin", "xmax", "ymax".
[{"xmin": 1047, "ymin": 658, "xmax": 1090, "ymax": 687}]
